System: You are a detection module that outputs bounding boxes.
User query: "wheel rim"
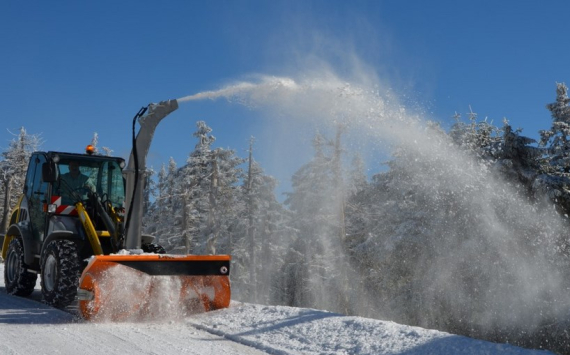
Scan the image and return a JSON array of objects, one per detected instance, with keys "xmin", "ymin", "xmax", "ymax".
[
  {"xmin": 5, "ymin": 249, "xmax": 19, "ymax": 284},
  {"xmin": 43, "ymin": 254, "xmax": 58, "ymax": 292}
]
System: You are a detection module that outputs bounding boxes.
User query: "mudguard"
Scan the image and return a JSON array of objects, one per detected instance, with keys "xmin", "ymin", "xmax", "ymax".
[
  {"xmin": 41, "ymin": 231, "xmax": 84, "ymax": 256},
  {"xmin": 3, "ymin": 223, "xmax": 37, "ymax": 266}
]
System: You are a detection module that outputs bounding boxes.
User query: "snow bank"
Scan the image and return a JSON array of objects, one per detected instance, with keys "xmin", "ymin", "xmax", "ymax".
[{"xmin": 189, "ymin": 302, "xmax": 552, "ymax": 355}]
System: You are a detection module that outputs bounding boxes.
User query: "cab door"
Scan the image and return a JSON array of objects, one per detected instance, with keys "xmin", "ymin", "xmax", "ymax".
[{"xmin": 25, "ymin": 153, "xmax": 48, "ymax": 242}]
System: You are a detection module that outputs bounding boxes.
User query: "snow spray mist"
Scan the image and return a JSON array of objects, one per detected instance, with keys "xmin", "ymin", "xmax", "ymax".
[{"xmin": 178, "ymin": 73, "xmax": 570, "ymax": 347}]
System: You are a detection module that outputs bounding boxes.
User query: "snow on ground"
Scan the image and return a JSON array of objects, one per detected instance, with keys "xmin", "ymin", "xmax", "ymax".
[
  {"xmin": 0, "ymin": 264, "xmax": 554, "ymax": 355},
  {"xmin": 192, "ymin": 303, "xmax": 554, "ymax": 355},
  {"xmin": 0, "ymin": 283, "xmax": 266, "ymax": 355}
]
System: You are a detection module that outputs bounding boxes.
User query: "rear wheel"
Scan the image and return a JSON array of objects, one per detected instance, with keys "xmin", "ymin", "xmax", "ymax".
[
  {"xmin": 4, "ymin": 238, "xmax": 37, "ymax": 296},
  {"xmin": 40, "ymin": 239, "xmax": 82, "ymax": 308}
]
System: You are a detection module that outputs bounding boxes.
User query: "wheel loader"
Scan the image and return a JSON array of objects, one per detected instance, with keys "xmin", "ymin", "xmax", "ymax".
[{"xmin": 1, "ymin": 100, "xmax": 231, "ymax": 320}]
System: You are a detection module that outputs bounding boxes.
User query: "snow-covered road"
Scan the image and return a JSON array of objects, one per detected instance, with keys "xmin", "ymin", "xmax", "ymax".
[
  {"xmin": 0, "ymin": 264, "xmax": 554, "ymax": 355},
  {"xmin": 0, "ymin": 290, "xmax": 266, "ymax": 355}
]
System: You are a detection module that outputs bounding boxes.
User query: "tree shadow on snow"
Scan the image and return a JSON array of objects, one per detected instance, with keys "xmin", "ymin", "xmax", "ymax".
[
  {"xmin": 0, "ymin": 286, "xmax": 76, "ymax": 324},
  {"xmin": 232, "ymin": 309, "xmax": 341, "ymax": 337},
  {"xmin": 192, "ymin": 308, "xmax": 342, "ymax": 355},
  {"xmin": 394, "ymin": 334, "xmax": 553, "ymax": 355},
  {"xmin": 192, "ymin": 309, "xmax": 343, "ymax": 355}
]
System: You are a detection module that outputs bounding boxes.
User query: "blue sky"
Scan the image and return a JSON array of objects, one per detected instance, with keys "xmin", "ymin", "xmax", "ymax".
[{"xmin": 2, "ymin": 0, "xmax": 570, "ymax": 192}]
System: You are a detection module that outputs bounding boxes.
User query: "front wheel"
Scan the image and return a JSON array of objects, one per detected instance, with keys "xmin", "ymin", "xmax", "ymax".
[
  {"xmin": 4, "ymin": 237, "xmax": 37, "ymax": 296},
  {"xmin": 40, "ymin": 239, "xmax": 82, "ymax": 308}
]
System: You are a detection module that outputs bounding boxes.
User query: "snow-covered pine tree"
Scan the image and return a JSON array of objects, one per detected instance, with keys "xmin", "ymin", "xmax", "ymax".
[
  {"xmin": 537, "ymin": 82, "xmax": 570, "ymax": 214},
  {"xmin": 143, "ymin": 165, "xmax": 163, "ymax": 242},
  {"xmin": 176, "ymin": 121, "xmax": 243, "ymax": 255},
  {"xmin": 163, "ymin": 157, "xmax": 183, "ymax": 251},
  {"xmin": 143, "ymin": 157, "xmax": 183, "ymax": 251},
  {"xmin": 230, "ymin": 137, "xmax": 292, "ymax": 304},
  {"xmin": 344, "ymin": 154, "xmax": 369, "ymax": 249},
  {"xmin": 449, "ymin": 107, "xmax": 502, "ymax": 164},
  {"xmin": 177, "ymin": 121, "xmax": 216, "ymax": 254},
  {"xmin": 341, "ymin": 153, "xmax": 373, "ymax": 316},
  {"xmin": 495, "ymin": 120, "xmax": 543, "ymax": 196},
  {"xmin": 349, "ymin": 141, "xmax": 441, "ymax": 324},
  {"xmin": 0, "ymin": 127, "xmax": 41, "ymax": 234},
  {"xmin": 89, "ymin": 132, "xmax": 113, "ymax": 156},
  {"xmin": 90, "ymin": 132, "xmax": 100, "ymax": 155},
  {"xmin": 449, "ymin": 111, "xmax": 544, "ymax": 200},
  {"xmin": 207, "ymin": 146, "xmax": 244, "ymax": 254},
  {"xmin": 280, "ymin": 130, "xmax": 349, "ymax": 313},
  {"xmin": 141, "ymin": 167, "xmax": 155, "ymax": 232}
]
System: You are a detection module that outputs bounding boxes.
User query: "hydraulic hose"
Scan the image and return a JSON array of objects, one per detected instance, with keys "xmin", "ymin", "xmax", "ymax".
[{"xmin": 123, "ymin": 106, "xmax": 148, "ymax": 248}]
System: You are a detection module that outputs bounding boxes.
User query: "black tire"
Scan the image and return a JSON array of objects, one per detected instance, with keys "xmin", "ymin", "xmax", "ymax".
[
  {"xmin": 141, "ymin": 243, "xmax": 166, "ymax": 254},
  {"xmin": 40, "ymin": 239, "xmax": 82, "ymax": 308},
  {"xmin": 4, "ymin": 238, "xmax": 37, "ymax": 296}
]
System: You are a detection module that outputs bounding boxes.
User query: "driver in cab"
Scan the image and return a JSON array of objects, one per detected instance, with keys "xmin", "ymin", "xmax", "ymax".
[{"xmin": 59, "ymin": 161, "xmax": 91, "ymax": 204}]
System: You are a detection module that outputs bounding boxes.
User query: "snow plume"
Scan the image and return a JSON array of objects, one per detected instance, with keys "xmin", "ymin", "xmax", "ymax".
[
  {"xmin": 179, "ymin": 71, "xmax": 570, "ymax": 348},
  {"xmin": 384, "ymin": 127, "xmax": 570, "ymax": 336},
  {"xmin": 178, "ymin": 76, "xmax": 299, "ymax": 105}
]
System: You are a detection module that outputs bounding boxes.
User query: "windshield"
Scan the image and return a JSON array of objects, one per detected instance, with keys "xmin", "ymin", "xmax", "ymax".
[{"xmin": 57, "ymin": 156, "xmax": 125, "ymax": 207}]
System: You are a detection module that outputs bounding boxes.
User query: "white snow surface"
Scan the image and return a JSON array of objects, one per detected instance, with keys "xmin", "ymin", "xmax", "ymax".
[{"xmin": 0, "ymin": 264, "xmax": 552, "ymax": 355}]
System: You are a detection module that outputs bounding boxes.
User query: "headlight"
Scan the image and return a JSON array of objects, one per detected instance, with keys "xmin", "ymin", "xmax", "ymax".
[{"xmin": 47, "ymin": 204, "xmax": 57, "ymax": 214}]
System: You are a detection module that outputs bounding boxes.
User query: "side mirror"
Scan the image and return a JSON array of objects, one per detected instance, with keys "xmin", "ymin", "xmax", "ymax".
[{"xmin": 42, "ymin": 161, "xmax": 58, "ymax": 183}]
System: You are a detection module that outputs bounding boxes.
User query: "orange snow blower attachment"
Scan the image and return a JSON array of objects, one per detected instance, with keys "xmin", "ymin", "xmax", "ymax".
[{"xmin": 77, "ymin": 254, "xmax": 231, "ymax": 321}]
